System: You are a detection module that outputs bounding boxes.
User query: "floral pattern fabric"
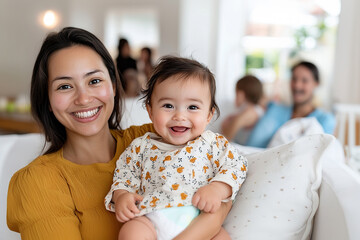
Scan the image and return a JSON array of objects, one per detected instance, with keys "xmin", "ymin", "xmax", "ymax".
[{"xmin": 105, "ymin": 130, "xmax": 247, "ymax": 216}]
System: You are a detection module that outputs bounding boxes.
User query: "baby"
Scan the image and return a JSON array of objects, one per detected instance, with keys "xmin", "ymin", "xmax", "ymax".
[{"xmin": 105, "ymin": 56, "xmax": 247, "ymax": 239}]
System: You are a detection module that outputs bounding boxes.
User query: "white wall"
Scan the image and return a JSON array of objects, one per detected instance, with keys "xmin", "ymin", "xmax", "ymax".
[
  {"xmin": 0, "ymin": 0, "xmax": 70, "ymax": 97},
  {"xmin": 332, "ymin": 0, "xmax": 360, "ymax": 104},
  {"xmin": 0, "ymin": 0, "xmax": 180, "ymax": 98},
  {"xmin": 67, "ymin": 0, "xmax": 180, "ymax": 59},
  {"xmin": 215, "ymin": 0, "xmax": 247, "ymax": 102},
  {"xmin": 177, "ymin": 0, "xmax": 248, "ymax": 132},
  {"xmin": 178, "ymin": 0, "xmax": 247, "ymax": 100},
  {"xmin": 104, "ymin": 8, "xmax": 160, "ymax": 57},
  {"xmin": 179, "ymin": 0, "xmax": 219, "ymax": 71},
  {"xmin": 0, "ymin": 0, "xmax": 249, "ymax": 110}
]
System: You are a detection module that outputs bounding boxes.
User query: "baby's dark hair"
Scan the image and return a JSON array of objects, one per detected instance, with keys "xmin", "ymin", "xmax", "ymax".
[
  {"xmin": 142, "ymin": 56, "xmax": 220, "ymax": 116},
  {"xmin": 236, "ymin": 75, "xmax": 263, "ymax": 104}
]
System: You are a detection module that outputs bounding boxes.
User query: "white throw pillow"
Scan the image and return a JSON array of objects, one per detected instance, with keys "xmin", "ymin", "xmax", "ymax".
[
  {"xmin": 267, "ymin": 117, "xmax": 324, "ymax": 148},
  {"xmin": 224, "ymin": 134, "xmax": 335, "ymax": 240}
]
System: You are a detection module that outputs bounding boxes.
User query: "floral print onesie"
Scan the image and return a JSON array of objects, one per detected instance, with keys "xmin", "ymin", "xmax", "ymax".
[{"xmin": 105, "ymin": 130, "xmax": 247, "ymax": 215}]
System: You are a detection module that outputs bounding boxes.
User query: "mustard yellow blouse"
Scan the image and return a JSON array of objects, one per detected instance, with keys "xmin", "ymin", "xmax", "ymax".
[{"xmin": 7, "ymin": 124, "xmax": 154, "ymax": 240}]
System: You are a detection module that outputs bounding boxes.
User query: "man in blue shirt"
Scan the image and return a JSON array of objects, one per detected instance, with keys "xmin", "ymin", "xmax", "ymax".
[{"xmin": 246, "ymin": 61, "xmax": 335, "ymax": 148}]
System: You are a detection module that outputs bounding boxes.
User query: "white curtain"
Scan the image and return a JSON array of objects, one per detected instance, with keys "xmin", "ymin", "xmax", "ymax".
[{"xmin": 332, "ymin": 0, "xmax": 360, "ymax": 104}]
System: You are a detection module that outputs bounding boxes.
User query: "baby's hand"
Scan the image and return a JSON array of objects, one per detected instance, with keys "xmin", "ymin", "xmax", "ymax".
[
  {"xmin": 113, "ymin": 190, "xmax": 143, "ymax": 222},
  {"xmin": 192, "ymin": 182, "xmax": 231, "ymax": 213}
]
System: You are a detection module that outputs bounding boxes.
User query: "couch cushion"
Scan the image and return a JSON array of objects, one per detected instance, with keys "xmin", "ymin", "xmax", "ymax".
[
  {"xmin": 120, "ymin": 97, "xmax": 151, "ymax": 129},
  {"xmin": 0, "ymin": 134, "xmax": 45, "ymax": 240},
  {"xmin": 224, "ymin": 134, "xmax": 336, "ymax": 240}
]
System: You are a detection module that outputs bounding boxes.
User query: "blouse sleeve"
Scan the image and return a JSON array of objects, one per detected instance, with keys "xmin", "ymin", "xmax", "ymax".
[
  {"xmin": 124, "ymin": 124, "xmax": 155, "ymax": 140},
  {"xmin": 7, "ymin": 164, "xmax": 82, "ymax": 240}
]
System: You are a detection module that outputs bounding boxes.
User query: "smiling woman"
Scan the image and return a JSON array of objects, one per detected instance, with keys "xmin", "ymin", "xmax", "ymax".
[
  {"xmin": 29, "ymin": 27, "xmax": 123, "ymax": 155},
  {"xmin": 47, "ymin": 46, "xmax": 116, "ymax": 146},
  {"xmin": 7, "ymin": 27, "xmax": 232, "ymax": 240}
]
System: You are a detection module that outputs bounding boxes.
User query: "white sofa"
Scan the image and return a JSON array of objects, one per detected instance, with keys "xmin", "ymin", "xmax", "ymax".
[
  {"xmin": 1, "ymin": 133, "xmax": 360, "ymax": 240},
  {"xmin": 2, "ymin": 98, "xmax": 360, "ymax": 239}
]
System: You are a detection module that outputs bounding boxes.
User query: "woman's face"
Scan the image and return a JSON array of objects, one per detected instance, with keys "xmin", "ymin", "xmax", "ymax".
[
  {"xmin": 290, "ymin": 65, "xmax": 318, "ymax": 106},
  {"xmin": 47, "ymin": 45, "xmax": 115, "ymax": 138}
]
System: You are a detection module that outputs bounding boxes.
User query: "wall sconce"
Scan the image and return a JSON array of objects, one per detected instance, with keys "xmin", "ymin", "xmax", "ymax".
[{"xmin": 41, "ymin": 10, "xmax": 59, "ymax": 29}]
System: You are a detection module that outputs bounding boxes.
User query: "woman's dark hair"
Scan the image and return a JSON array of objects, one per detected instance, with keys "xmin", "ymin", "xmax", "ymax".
[
  {"xmin": 236, "ymin": 75, "xmax": 263, "ymax": 104},
  {"xmin": 291, "ymin": 61, "xmax": 320, "ymax": 83},
  {"xmin": 31, "ymin": 27, "xmax": 123, "ymax": 154},
  {"xmin": 142, "ymin": 56, "xmax": 220, "ymax": 117}
]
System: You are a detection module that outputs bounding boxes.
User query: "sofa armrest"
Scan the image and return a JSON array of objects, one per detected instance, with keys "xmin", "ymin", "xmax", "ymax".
[
  {"xmin": 312, "ymin": 160, "xmax": 360, "ymax": 240},
  {"xmin": 0, "ymin": 133, "xmax": 45, "ymax": 240}
]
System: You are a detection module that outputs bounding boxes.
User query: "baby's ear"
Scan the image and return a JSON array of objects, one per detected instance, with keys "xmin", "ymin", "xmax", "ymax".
[
  {"xmin": 207, "ymin": 108, "xmax": 215, "ymax": 123},
  {"xmin": 146, "ymin": 103, "xmax": 153, "ymax": 121}
]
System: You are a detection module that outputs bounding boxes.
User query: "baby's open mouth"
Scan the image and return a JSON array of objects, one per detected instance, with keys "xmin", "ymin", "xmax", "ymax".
[{"xmin": 171, "ymin": 126, "xmax": 189, "ymax": 132}]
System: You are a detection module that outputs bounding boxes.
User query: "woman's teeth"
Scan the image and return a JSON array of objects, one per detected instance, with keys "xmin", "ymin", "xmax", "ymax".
[{"xmin": 74, "ymin": 107, "xmax": 99, "ymax": 118}]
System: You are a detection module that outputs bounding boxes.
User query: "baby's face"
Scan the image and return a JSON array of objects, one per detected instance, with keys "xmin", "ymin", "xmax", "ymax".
[{"xmin": 146, "ymin": 76, "xmax": 214, "ymax": 145}]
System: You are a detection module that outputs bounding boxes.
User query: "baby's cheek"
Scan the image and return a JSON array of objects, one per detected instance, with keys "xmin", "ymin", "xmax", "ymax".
[{"xmin": 153, "ymin": 112, "xmax": 168, "ymax": 128}]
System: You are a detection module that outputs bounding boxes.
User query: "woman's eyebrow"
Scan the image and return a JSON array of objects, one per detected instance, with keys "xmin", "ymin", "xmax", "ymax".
[
  {"xmin": 84, "ymin": 69, "xmax": 104, "ymax": 77},
  {"xmin": 52, "ymin": 69, "xmax": 104, "ymax": 82},
  {"xmin": 52, "ymin": 75, "xmax": 72, "ymax": 82}
]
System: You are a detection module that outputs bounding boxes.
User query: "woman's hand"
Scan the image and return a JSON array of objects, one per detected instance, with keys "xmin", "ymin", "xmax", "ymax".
[{"xmin": 113, "ymin": 190, "xmax": 143, "ymax": 222}]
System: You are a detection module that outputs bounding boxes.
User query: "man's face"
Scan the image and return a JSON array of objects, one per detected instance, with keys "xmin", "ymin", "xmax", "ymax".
[{"xmin": 290, "ymin": 66, "xmax": 318, "ymax": 106}]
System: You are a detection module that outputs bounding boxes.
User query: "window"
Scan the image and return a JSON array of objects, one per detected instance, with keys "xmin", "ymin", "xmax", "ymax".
[{"xmin": 243, "ymin": 0, "xmax": 340, "ymax": 106}]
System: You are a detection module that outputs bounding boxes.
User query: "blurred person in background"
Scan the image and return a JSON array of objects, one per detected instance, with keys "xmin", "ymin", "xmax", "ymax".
[
  {"xmin": 122, "ymin": 69, "xmax": 141, "ymax": 98},
  {"xmin": 137, "ymin": 47, "xmax": 154, "ymax": 89},
  {"xmin": 116, "ymin": 38, "xmax": 137, "ymax": 75},
  {"xmin": 221, "ymin": 75, "xmax": 264, "ymax": 145},
  {"xmin": 245, "ymin": 61, "xmax": 335, "ymax": 148},
  {"xmin": 116, "ymin": 38, "xmax": 139, "ymax": 97}
]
